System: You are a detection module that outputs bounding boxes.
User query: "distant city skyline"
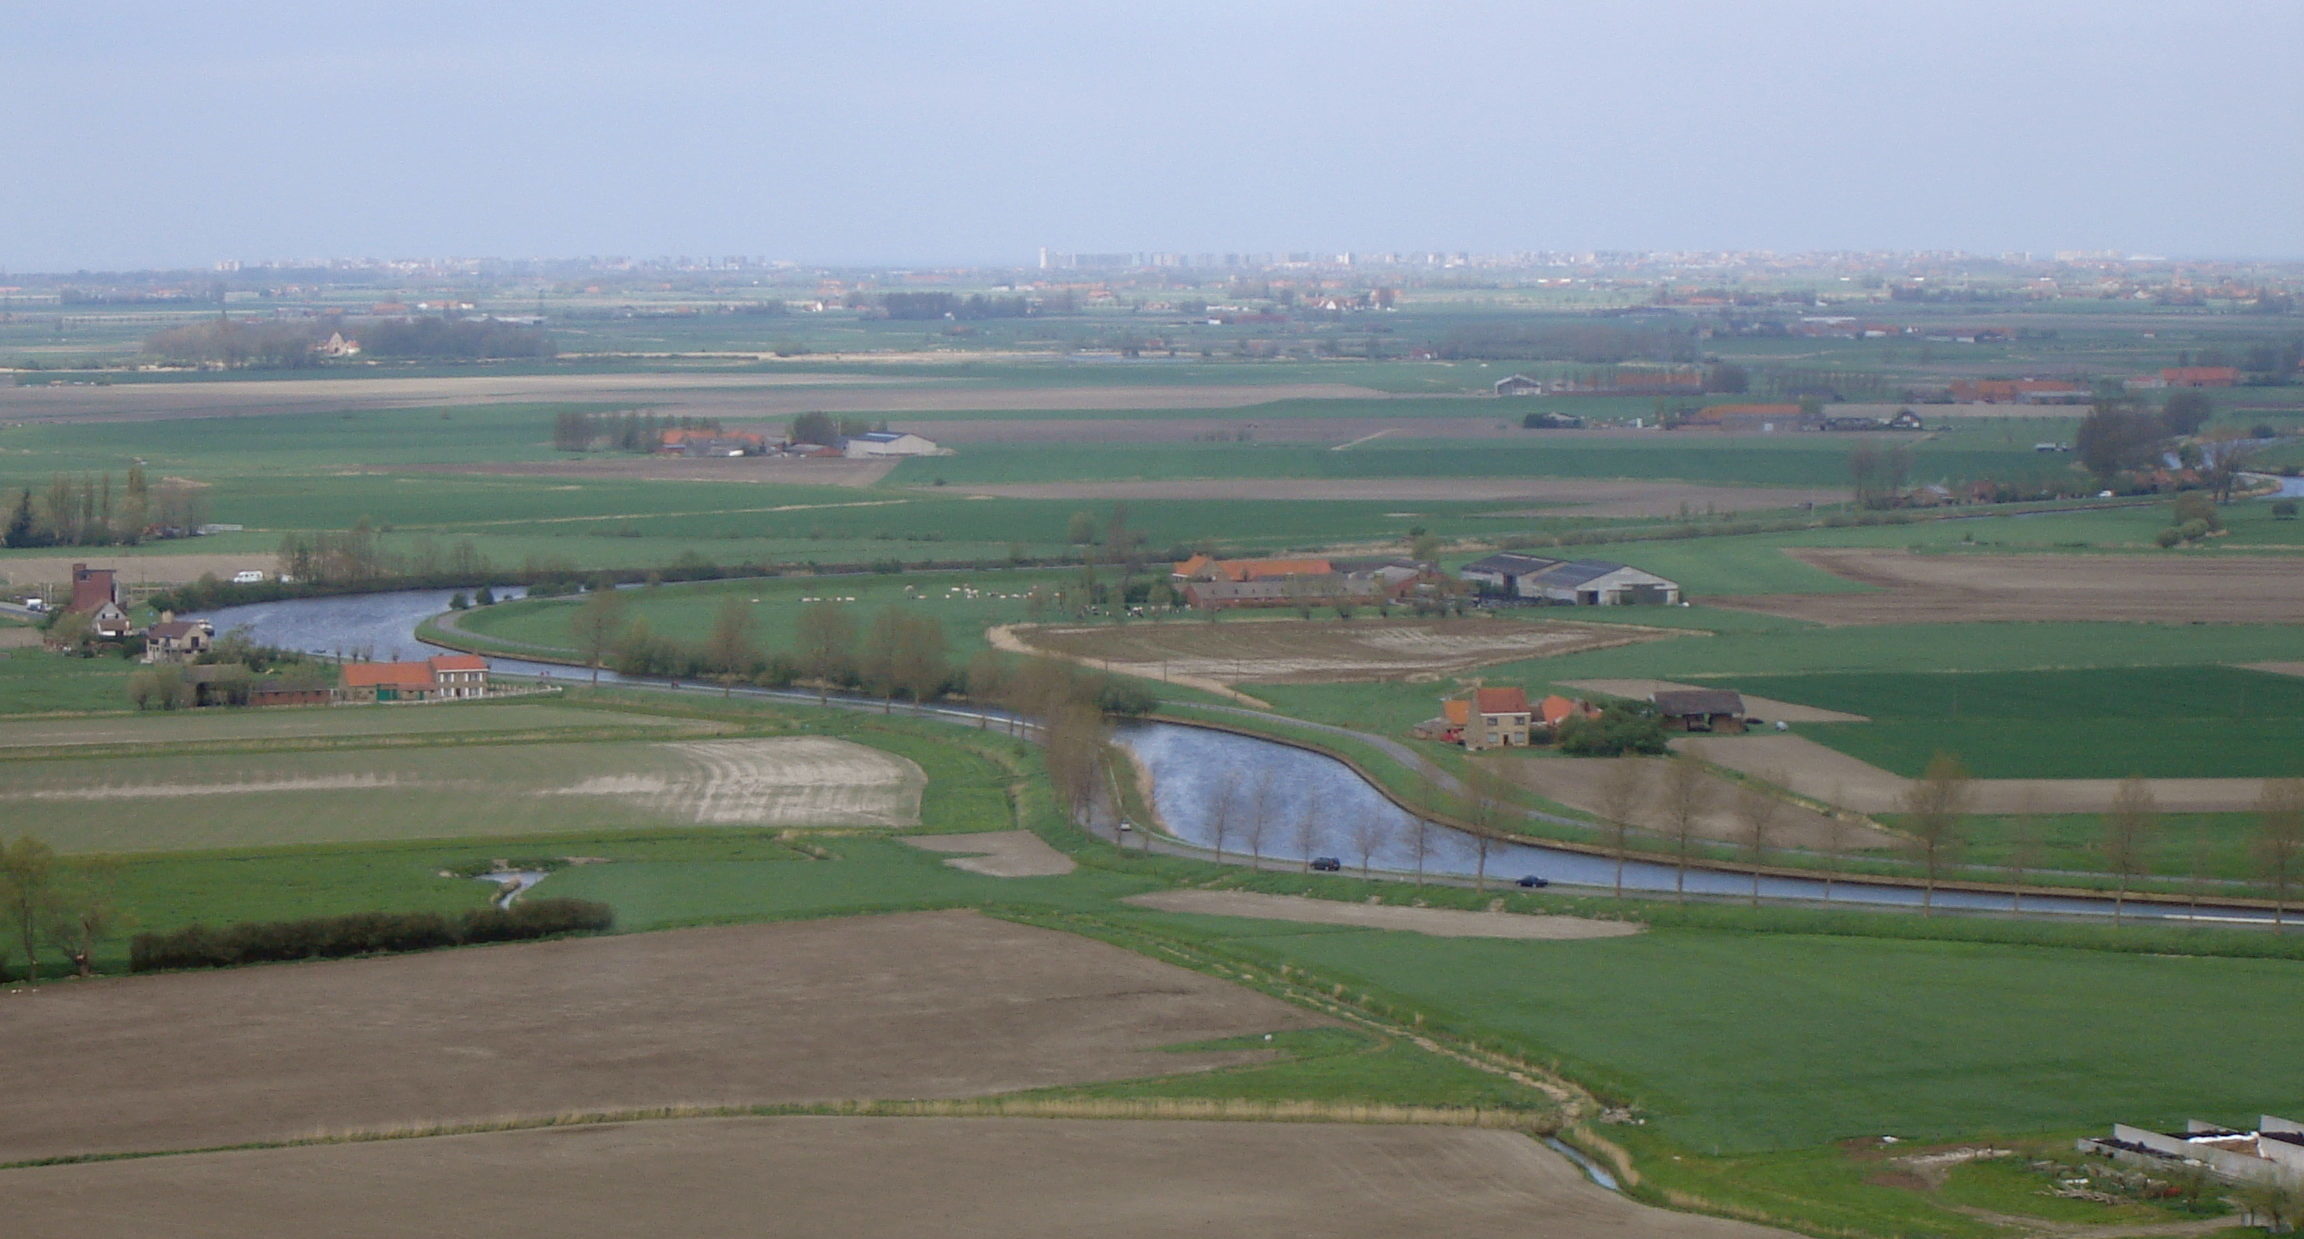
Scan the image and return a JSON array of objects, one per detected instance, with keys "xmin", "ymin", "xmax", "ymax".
[{"xmin": 5, "ymin": 1, "xmax": 2299, "ymax": 272}]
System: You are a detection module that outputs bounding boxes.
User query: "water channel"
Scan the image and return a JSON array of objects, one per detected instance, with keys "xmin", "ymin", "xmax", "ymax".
[{"xmin": 196, "ymin": 590, "xmax": 2287, "ymax": 927}]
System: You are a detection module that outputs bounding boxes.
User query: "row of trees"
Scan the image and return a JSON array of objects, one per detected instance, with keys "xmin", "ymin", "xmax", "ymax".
[
  {"xmin": 879, "ymin": 292, "xmax": 1033, "ymax": 321},
  {"xmin": 552, "ymin": 410, "xmax": 722, "ymax": 453},
  {"xmin": 2, "ymin": 467, "xmax": 204, "ymax": 548},
  {"xmin": 143, "ymin": 316, "xmax": 554, "ymax": 369}
]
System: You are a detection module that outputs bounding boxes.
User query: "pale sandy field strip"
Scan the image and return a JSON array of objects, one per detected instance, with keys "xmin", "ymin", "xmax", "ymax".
[
  {"xmin": 901, "ymin": 830, "xmax": 1078, "ymax": 877},
  {"xmin": 0, "ymin": 1116, "xmax": 1795, "ymax": 1239},
  {"xmin": 0, "ymin": 911, "xmax": 1327, "ymax": 1163}
]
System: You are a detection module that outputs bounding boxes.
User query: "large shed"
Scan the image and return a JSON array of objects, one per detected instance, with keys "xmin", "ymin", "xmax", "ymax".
[
  {"xmin": 1652, "ymin": 689, "xmax": 1747, "ymax": 733},
  {"xmin": 1522, "ymin": 560, "xmax": 1681, "ymax": 606}
]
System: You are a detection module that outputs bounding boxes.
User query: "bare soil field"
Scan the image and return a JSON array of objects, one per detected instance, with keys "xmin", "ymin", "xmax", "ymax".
[
  {"xmin": 1711, "ymin": 548, "xmax": 2304, "ymax": 625},
  {"xmin": 0, "ymin": 625, "xmax": 39, "ymax": 649},
  {"xmin": 902, "ymin": 830, "xmax": 1077, "ymax": 877},
  {"xmin": 1679, "ymin": 733, "xmax": 2284, "ymax": 815},
  {"xmin": 384, "ymin": 456, "xmax": 897, "ymax": 486},
  {"xmin": 0, "ymin": 373, "xmax": 1385, "ymax": 424},
  {"xmin": 1486, "ymin": 754, "xmax": 1898, "ymax": 852},
  {"xmin": 897, "ymin": 414, "xmax": 1520, "ymax": 444},
  {"xmin": 1126, "ymin": 890, "xmax": 1642, "ymax": 939},
  {"xmin": 952, "ymin": 476, "xmax": 1840, "ymax": 515},
  {"xmin": 1010, "ymin": 617, "xmax": 1670, "ymax": 687},
  {"xmin": 1557, "ymin": 678, "xmax": 1871, "ymax": 723},
  {"xmin": 0, "ymin": 911, "xmax": 1326, "ymax": 1163},
  {"xmin": 2244, "ymin": 661, "xmax": 2304, "ymax": 679},
  {"xmin": 0, "ymin": 1116, "xmax": 1794, "ymax": 1239}
]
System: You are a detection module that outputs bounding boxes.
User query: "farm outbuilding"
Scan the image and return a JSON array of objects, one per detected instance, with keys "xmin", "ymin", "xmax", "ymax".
[
  {"xmin": 1652, "ymin": 689, "xmax": 1746, "ymax": 733},
  {"xmin": 1460, "ymin": 555, "xmax": 1679, "ymax": 606},
  {"xmin": 842, "ymin": 431, "xmax": 943, "ymax": 458}
]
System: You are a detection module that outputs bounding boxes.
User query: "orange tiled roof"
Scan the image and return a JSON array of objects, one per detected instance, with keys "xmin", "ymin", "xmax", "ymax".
[
  {"xmin": 341, "ymin": 661, "xmax": 438, "ymax": 689},
  {"xmin": 428, "ymin": 654, "xmax": 487, "ymax": 672},
  {"xmin": 1474, "ymin": 687, "xmax": 1529, "ymax": 716},
  {"xmin": 1443, "ymin": 699, "xmax": 1471, "ymax": 726}
]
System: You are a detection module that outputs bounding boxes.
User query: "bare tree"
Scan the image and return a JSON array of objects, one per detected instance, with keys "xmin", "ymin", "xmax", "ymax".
[
  {"xmin": 1291, "ymin": 789, "xmax": 1323, "ymax": 873},
  {"xmin": 2100, "ymin": 775, "xmax": 2158, "ymax": 926},
  {"xmin": 43, "ymin": 858, "xmax": 119, "ymax": 978},
  {"xmin": 2254, "ymin": 778, "xmax": 2304, "ymax": 930},
  {"xmin": 1207, "ymin": 783, "xmax": 1238, "ymax": 865},
  {"xmin": 1408, "ymin": 815, "xmax": 1434, "ymax": 886},
  {"xmin": 2005, "ymin": 793, "xmax": 2044, "ymax": 914},
  {"xmin": 704, "ymin": 595, "xmax": 759, "ymax": 696},
  {"xmin": 569, "ymin": 586, "xmax": 628, "ymax": 685},
  {"xmin": 1041, "ymin": 703, "xmax": 1110, "ymax": 832},
  {"xmin": 1596, "ymin": 757, "xmax": 1649, "ymax": 899},
  {"xmin": 1899, "ymin": 751, "xmax": 1970, "ymax": 917},
  {"xmin": 794, "ymin": 600, "xmax": 856, "ymax": 704},
  {"xmin": 1733, "ymin": 772, "xmax": 1788, "ymax": 907},
  {"xmin": 0, "ymin": 836, "xmax": 60, "ymax": 984},
  {"xmin": 1461, "ymin": 761, "xmax": 1517, "ymax": 894},
  {"xmin": 1659, "ymin": 752, "xmax": 1711, "ymax": 903},
  {"xmin": 1349, "ymin": 812, "xmax": 1386, "ymax": 879},
  {"xmin": 1243, "ymin": 801, "xmax": 1272, "ymax": 871}
]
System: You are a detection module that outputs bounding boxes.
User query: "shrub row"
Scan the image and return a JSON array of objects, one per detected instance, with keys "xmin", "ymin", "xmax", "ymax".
[{"xmin": 128, "ymin": 898, "xmax": 614, "ymax": 972}]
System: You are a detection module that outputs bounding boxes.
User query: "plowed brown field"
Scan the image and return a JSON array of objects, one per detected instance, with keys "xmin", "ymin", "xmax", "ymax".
[
  {"xmin": 0, "ymin": 911, "xmax": 1324, "ymax": 1163},
  {"xmin": 0, "ymin": 1117, "xmax": 1795, "ymax": 1239}
]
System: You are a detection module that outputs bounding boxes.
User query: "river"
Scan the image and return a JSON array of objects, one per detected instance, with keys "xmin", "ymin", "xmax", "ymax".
[{"xmin": 195, "ymin": 591, "xmax": 2287, "ymax": 926}]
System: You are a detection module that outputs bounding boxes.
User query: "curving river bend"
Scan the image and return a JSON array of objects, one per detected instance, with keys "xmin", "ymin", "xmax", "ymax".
[{"xmin": 196, "ymin": 590, "xmax": 2285, "ymax": 926}]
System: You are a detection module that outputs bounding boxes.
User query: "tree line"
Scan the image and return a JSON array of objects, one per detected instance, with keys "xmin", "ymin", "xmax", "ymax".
[
  {"xmin": 552, "ymin": 409, "xmax": 723, "ymax": 453},
  {"xmin": 2, "ymin": 466, "xmax": 205, "ymax": 548},
  {"xmin": 879, "ymin": 292, "xmax": 1033, "ymax": 321},
  {"xmin": 143, "ymin": 315, "xmax": 553, "ymax": 369}
]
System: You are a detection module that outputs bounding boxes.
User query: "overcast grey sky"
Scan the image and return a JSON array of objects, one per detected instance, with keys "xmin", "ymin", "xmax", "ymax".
[{"xmin": 4, "ymin": 0, "xmax": 2298, "ymax": 271}]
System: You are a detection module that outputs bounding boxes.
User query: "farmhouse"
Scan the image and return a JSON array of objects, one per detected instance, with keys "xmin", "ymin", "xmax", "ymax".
[
  {"xmin": 142, "ymin": 614, "xmax": 214, "ymax": 664},
  {"xmin": 843, "ymin": 431, "xmax": 943, "ymax": 458},
  {"xmin": 2162, "ymin": 366, "xmax": 2240, "ymax": 388},
  {"xmin": 1445, "ymin": 686, "xmax": 1534, "ymax": 751},
  {"xmin": 339, "ymin": 654, "xmax": 491, "ymax": 702},
  {"xmin": 65, "ymin": 563, "xmax": 136, "ymax": 639},
  {"xmin": 1652, "ymin": 688, "xmax": 1746, "ymax": 733},
  {"xmin": 2079, "ymin": 1116, "xmax": 2304, "ymax": 1189}
]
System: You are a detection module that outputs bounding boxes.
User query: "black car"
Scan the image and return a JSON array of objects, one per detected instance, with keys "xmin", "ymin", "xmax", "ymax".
[
  {"xmin": 1309, "ymin": 856, "xmax": 1343, "ymax": 872},
  {"xmin": 1516, "ymin": 874, "xmax": 1550, "ymax": 888}
]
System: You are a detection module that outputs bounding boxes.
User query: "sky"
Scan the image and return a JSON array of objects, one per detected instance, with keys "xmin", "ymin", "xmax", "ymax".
[{"xmin": 3, "ymin": 0, "xmax": 2299, "ymax": 271}]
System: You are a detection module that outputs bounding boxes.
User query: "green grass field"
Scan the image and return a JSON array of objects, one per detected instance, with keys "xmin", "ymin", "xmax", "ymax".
[{"xmin": 1738, "ymin": 666, "xmax": 2304, "ymax": 778}]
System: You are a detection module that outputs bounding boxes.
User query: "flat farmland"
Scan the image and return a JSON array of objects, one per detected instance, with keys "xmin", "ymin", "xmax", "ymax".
[
  {"xmin": 1712, "ymin": 547, "xmax": 2304, "ymax": 624},
  {"xmin": 2, "ymin": 735, "xmax": 925, "ymax": 852},
  {"xmin": 1011, "ymin": 617, "xmax": 1671, "ymax": 685},
  {"xmin": 0, "ymin": 701, "xmax": 700, "ymax": 751},
  {"xmin": 948, "ymin": 475, "xmax": 1840, "ymax": 515},
  {"xmin": 0, "ymin": 912, "xmax": 1328, "ymax": 1162},
  {"xmin": 0, "ymin": 1117, "xmax": 1793, "ymax": 1239}
]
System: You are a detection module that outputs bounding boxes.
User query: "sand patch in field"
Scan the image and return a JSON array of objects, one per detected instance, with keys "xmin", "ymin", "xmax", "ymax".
[
  {"xmin": 19, "ymin": 773, "xmax": 416, "ymax": 800},
  {"xmin": 549, "ymin": 737, "xmax": 925, "ymax": 827},
  {"xmin": 903, "ymin": 830, "xmax": 1077, "ymax": 877},
  {"xmin": 1126, "ymin": 890, "xmax": 1641, "ymax": 940},
  {"xmin": 1009, "ymin": 618, "xmax": 1669, "ymax": 687}
]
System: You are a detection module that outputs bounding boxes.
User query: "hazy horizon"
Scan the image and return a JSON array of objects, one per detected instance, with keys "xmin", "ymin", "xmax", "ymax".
[{"xmin": 7, "ymin": 0, "xmax": 2300, "ymax": 272}]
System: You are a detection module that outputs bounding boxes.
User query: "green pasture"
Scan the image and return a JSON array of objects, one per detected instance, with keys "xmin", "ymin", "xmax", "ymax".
[
  {"xmin": 1209, "ymin": 925, "xmax": 2304, "ymax": 1154},
  {"xmin": 1736, "ymin": 666, "xmax": 2304, "ymax": 778},
  {"xmin": 0, "ymin": 649, "xmax": 138, "ymax": 714}
]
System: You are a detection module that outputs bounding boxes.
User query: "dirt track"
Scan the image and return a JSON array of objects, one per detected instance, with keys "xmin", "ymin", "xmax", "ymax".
[
  {"xmin": 0, "ymin": 911, "xmax": 1324, "ymax": 1162},
  {"xmin": 1125, "ymin": 890, "xmax": 1642, "ymax": 939},
  {"xmin": 0, "ymin": 1116, "xmax": 1795, "ymax": 1239},
  {"xmin": 1712, "ymin": 548, "xmax": 2304, "ymax": 625},
  {"xmin": 951, "ymin": 476, "xmax": 1840, "ymax": 515},
  {"xmin": 1680, "ymin": 733, "xmax": 2286, "ymax": 815}
]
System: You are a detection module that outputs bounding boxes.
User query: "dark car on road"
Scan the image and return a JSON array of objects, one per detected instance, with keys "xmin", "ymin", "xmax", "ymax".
[
  {"xmin": 1516, "ymin": 874, "xmax": 1550, "ymax": 888},
  {"xmin": 1309, "ymin": 856, "xmax": 1343, "ymax": 872}
]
